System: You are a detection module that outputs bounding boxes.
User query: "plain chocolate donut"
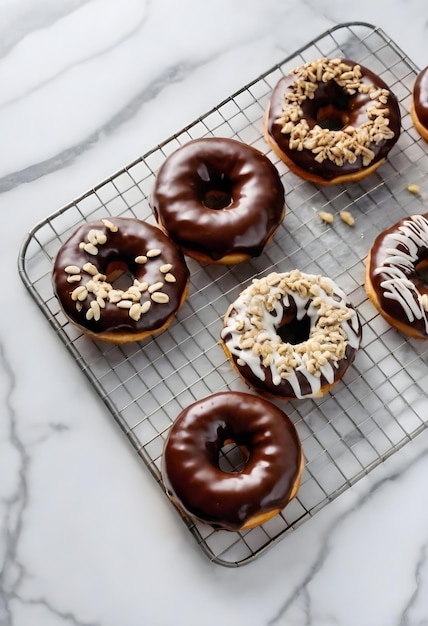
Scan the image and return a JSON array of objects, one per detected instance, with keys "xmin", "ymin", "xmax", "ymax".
[
  {"xmin": 411, "ymin": 65, "xmax": 428, "ymax": 142},
  {"xmin": 162, "ymin": 391, "xmax": 303, "ymax": 531},
  {"xmin": 151, "ymin": 137, "xmax": 285, "ymax": 264}
]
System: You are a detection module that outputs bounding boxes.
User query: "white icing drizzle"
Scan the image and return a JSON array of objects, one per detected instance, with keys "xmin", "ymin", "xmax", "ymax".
[
  {"xmin": 372, "ymin": 214, "xmax": 428, "ymax": 333},
  {"xmin": 221, "ymin": 270, "xmax": 361, "ymax": 399}
]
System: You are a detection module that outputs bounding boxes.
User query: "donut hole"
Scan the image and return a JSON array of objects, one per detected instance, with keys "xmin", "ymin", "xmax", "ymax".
[
  {"xmin": 316, "ymin": 104, "xmax": 350, "ymax": 131},
  {"xmin": 105, "ymin": 261, "xmax": 134, "ymax": 289},
  {"xmin": 218, "ymin": 441, "xmax": 249, "ymax": 473},
  {"xmin": 199, "ymin": 173, "xmax": 234, "ymax": 210},
  {"xmin": 277, "ymin": 314, "xmax": 311, "ymax": 345}
]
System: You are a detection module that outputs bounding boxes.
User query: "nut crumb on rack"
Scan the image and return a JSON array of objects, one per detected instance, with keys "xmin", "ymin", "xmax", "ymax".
[
  {"xmin": 407, "ymin": 184, "xmax": 420, "ymax": 195},
  {"xmin": 339, "ymin": 210, "xmax": 355, "ymax": 226}
]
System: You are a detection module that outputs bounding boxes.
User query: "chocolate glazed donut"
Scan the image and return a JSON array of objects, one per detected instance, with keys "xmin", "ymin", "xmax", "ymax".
[
  {"xmin": 52, "ymin": 217, "xmax": 189, "ymax": 343},
  {"xmin": 221, "ymin": 270, "xmax": 362, "ymax": 400},
  {"xmin": 365, "ymin": 213, "xmax": 428, "ymax": 339},
  {"xmin": 151, "ymin": 137, "xmax": 285, "ymax": 264},
  {"xmin": 162, "ymin": 391, "xmax": 304, "ymax": 531},
  {"xmin": 411, "ymin": 66, "xmax": 428, "ymax": 142},
  {"xmin": 265, "ymin": 58, "xmax": 401, "ymax": 185}
]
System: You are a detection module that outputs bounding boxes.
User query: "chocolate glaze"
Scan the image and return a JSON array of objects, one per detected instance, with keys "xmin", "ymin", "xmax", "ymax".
[
  {"xmin": 52, "ymin": 217, "xmax": 189, "ymax": 338},
  {"xmin": 151, "ymin": 137, "xmax": 285, "ymax": 261},
  {"xmin": 221, "ymin": 271, "xmax": 362, "ymax": 400},
  {"xmin": 367, "ymin": 213, "xmax": 428, "ymax": 338},
  {"xmin": 162, "ymin": 391, "xmax": 302, "ymax": 531},
  {"xmin": 224, "ymin": 342, "xmax": 358, "ymax": 399},
  {"xmin": 266, "ymin": 59, "xmax": 401, "ymax": 181},
  {"xmin": 413, "ymin": 66, "xmax": 428, "ymax": 128}
]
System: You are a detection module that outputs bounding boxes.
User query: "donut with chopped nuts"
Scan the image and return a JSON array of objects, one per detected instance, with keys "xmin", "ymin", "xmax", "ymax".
[
  {"xmin": 151, "ymin": 137, "xmax": 285, "ymax": 264},
  {"xmin": 264, "ymin": 58, "xmax": 401, "ymax": 185},
  {"xmin": 220, "ymin": 270, "xmax": 362, "ymax": 400},
  {"xmin": 410, "ymin": 66, "xmax": 428, "ymax": 142},
  {"xmin": 162, "ymin": 391, "xmax": 304, "ymax": 531},
  {"xmin": 52, "ymin": 217, "xmax": 189, "ymax": 343},
  {"xmin": 365, "ymin": 213, "xmax": 428, "ymax": 340}
]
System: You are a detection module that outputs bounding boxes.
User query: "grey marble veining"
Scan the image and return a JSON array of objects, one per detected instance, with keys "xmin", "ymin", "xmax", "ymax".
[{"xmin": 2, "ymin": 1, "xmax": 428, "ymax": 625}]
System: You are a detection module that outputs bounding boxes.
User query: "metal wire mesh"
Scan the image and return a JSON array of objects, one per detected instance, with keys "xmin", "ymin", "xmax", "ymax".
[{"xmin": 18, "ymin": 23, "xmax": 428, "ymax": 566}]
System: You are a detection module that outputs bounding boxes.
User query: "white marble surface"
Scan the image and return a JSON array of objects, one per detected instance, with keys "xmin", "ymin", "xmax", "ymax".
[{"xmin": 3, "ymin": 1, "xmax": 428, "ymax": 625}]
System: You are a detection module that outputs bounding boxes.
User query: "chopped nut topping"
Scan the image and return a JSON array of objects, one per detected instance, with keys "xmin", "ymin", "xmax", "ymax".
[
  {"xmin": 101, "ymin": 218, "xmax": 118, "ymax": 232},
  {"xmin": 67, "ymin": 274, "xmax": 82, "ymax": 283},
  {"xmin": 151, "ymin": 291, "xmax": 169, "ymax": 304},
  {"xmin": 116, "ymin": 300, "xmax": 133, "ymax": 309},
  {"xmin": 82, "ymin": 262, "xmax": 99, "ymax": 275},
  {"xmin": 140, "ymin": 301, "xmax": 152, "ymax": 314},
  {"xmin": 135, "ymin": 255, "xmax": 148, "ymax": 264},
  {"xmin": 148, "ymin": 281, "xmax": 164, "ymax": 293},
  {"xmin": 129, "ymin": 303, "xmax": 142, "ymax": 321},
  {"xmin": 64, "ymin": 221, "xmax": 173, "ymax": 322},
  {"xmin": 229, "ymin": 270, "xmax": 354, "ymax": 378},
  {"xmin": 83, "ymin": 242, "xmax": 98, "ymax": 256},
  {"xmin": 276, "ymin": 58, "xmax": 395, "ymax": 166},
  {"xmin": 146, "ymin": 248, "xmax": 161, "ymax": 258},
  {"xmin": 71, "ymin": 286, "xmax": 88, "ymax": 301},
  {"xmin": 407, "ymin": 184, "xmax": 420, "ymax": 196}
]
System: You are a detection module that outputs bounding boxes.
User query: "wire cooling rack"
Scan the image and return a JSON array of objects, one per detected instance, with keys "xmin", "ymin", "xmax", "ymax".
[{"xmin": 18, "ymin": 23, "xmax": 428, "ymax": 567}]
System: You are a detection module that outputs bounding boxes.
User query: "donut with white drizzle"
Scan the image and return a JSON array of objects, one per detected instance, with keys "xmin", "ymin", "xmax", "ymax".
[
  {"xmin": 220, "ymin": 270, "xmax": 362, "ymax": 400},
  {"xmin": 52, "ymin": 217, "xmax": 189, "ymax": 343},
  {"xmin": 365, "ymin": 213, "xmax": 428, "ymax": 339}
]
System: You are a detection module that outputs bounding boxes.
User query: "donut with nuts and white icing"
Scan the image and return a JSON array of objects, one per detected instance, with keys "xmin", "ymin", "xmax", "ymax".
[
  {"xmin": 52, "ymin": 217, "xmax": 189, "ymax": 343},
  {"xmin": 220, "ymin": 270, "xmax": 362, "ymax": 400},
  {"xmin": 365, "ymin": 213, "xmax": 428, "ymax": 339},
  {"xmin": 264, "ymin": 58, "xmax": 401, "ymax": 185}
]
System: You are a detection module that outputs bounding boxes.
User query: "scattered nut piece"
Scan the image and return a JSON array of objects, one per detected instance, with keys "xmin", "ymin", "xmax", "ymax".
[
  {"xmin": 407, "ymin": 184, "xmax": 420, "ymax": 196},
  {"xmin": 339, "ymin": 210, "xmax": 355, "ymax": 226},
  {"xmin": 318, "ymin": 211, "xmax": 334, "ymax": 224},
  {"xmin": 64, "ymin": 265, "xmax": 81, "ymax": 274}
]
